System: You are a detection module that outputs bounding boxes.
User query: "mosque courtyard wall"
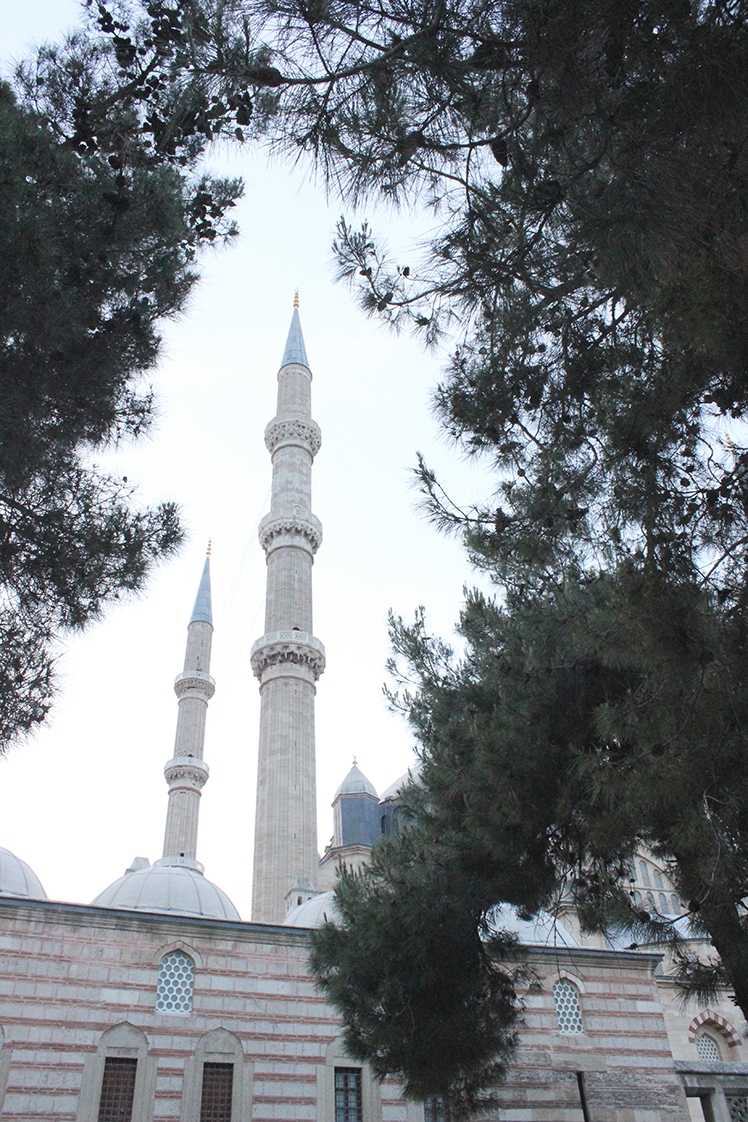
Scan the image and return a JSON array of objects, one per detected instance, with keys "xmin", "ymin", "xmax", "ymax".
[{"xmin": 0, "ymin": 895, "xmax": 702, "ymax": 1122}]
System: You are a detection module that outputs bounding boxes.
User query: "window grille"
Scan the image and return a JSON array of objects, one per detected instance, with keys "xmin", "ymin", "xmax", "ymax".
[
  {"xmin": 424, "ymin": 1096, "xmax": 446, "ymax": 1122},
  {"xmin": 697, "ymin": 1032, "xmax": 722, "ymax": 1063},
  {"xmin": 638, "ymin": 860, "xmax": 651, "ymax": 887},
  {"xmin": 97, "ymin": 1057, "xmax": 137, "ymax": 1122},
  {"xmin": 334, "ymin": 1067, "xmax": 362, "ymax": 1122},
  {"xmin": 553, "ymin": 979, "xmax": 584, "ymax": 1034},
  {"xmin": 156, "ymin": 949, "xmax": 194, "ymax": 1013},
  {"xmin": 727, "ymin": 1096, "xmax": 748, "ymax": 1121},
  {"xmin": 200, "ymin": 1062, "xmax": 233, "ymax": 1122}
]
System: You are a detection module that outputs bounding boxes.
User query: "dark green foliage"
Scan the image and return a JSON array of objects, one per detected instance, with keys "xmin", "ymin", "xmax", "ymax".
[
  {"xmin": 386, "ymin": 580, "xmax": 748, "ymax": 1023},
  {"xmin": 0, "ymin": 15, "xmax": 244, "ymax": 745},
  {"xmin": 64, "ymin": 0, "xmax": 287, "ymax": 163},
  {"xmin": 310, "ymin": 830, "xmax": 525, "ymax": 1117},
  {"xmin": 0, "ymin": 79, "xmax": 237, "ymax": 485},
  {"xmin": 236, "ymin": 0, "xmax": 748, "ymax": 1099}
]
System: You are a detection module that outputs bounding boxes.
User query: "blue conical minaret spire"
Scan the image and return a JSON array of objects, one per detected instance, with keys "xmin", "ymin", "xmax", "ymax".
[
  {"xmin": 158, "ymin": 552, "xmax": 216, "ymax": 870},
  {"xmin": 280, "ymin": 291, "xmax": 310, "ymax": 370},
  {"xmin": 190, "ymin": 549, "xmax": 213, "ymax": 625}
]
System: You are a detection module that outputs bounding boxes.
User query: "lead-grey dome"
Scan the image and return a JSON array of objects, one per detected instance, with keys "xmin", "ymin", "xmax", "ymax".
[
  {"xmin": 335, "ymin": 764, "xmax": 377, "ymax": 799},
  {"xmin": 92, "ymin": 865, "xmax": 240, "ymax": 920},
  {"xmin": 284, "ymin": 890, "xmax": 338, "ymax": 928},
  {"xmin": 379, "ymin": 760, "xmax": 422, "ymax": 803},
  {"xmin": 0, "ymin": 847, "xmax": 47, "ymax": 900}
]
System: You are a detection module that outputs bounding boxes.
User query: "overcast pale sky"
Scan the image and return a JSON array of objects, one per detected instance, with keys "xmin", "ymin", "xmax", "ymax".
[{"xmin": 1, "ymin": 1, "xmax": 492, "ymax": 920}]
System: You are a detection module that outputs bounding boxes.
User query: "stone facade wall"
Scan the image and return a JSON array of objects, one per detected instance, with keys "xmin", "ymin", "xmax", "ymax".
[
  {"xmin": 502, "ymin": 949, "xmax": 689, "ymax": 1120},
  {"xmin": 0, "ymin": 899, "xmax": 692, "ymax": 1122}
]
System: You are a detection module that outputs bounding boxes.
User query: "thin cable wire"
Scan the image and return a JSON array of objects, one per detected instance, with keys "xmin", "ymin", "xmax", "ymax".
[{"xmin": 215, "ymin": 484, "xmax": 270, "ymax": 627}]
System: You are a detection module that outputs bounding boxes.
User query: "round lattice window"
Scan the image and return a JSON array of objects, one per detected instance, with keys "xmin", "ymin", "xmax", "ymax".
[
  {"xmin": 156, "ymin": 950, "xmax": 194, "ymax": 1013},
  {"xmin": 553, "ymin": 978, "xmax": 584, "ymax": 1034},
  {"xmin": 697, "ymin": 1032, "xmax": 722, "ymax": 1063}
]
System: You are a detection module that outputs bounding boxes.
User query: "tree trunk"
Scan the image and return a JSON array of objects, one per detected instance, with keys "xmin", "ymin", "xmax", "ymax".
[{"xmin": 696, "ymin": 895, "xmax": 748, "ymax": 1023}]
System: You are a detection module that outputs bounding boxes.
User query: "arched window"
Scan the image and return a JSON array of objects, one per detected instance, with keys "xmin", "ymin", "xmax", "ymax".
[
  {"xmin": 156, "ymin": 949, "xmax": 194, "ymax": 1013},
  {"xmin": 638, "ymin": 860, "xmax": 651, "ymax": 887},
  {"xmin": 633, "ymin": 890, "xmax": 642, "ymax": 906},
  {"xmin": 653, "ymin": 867, "xmax": 664, "ymax": 889},
  {"xmin": 424, "ymin": 1097, "xmax": 445, "ymax": 1122},
  {"xmin": 697, "ymin": 1032, "xmax": 722, "ymax": 1063},
  {"xmin": 77, "ymin": 1023, "xmax": 154, "ymax": 1122},
  {"xmin": 319, "ymin": 1037, "xmax": 381, "ymax": 1122},
  {"xmin": 658, "ymin": 892, "xmax": 668, "ymax": 913},
  {"xmin": 181, "ymin": 1028, "xmax": 252, "ymax": 1122},
  {"xmin": 334, "ymin": 1069, "xmax": 362, "ymax": 1122},
  {"xmin": 553, "ymin": 979, "xmax": 584, "ymax": 1034},
  {"xmin": 670, "ymin": 894, "xmax": 680, "ymax": 914}
]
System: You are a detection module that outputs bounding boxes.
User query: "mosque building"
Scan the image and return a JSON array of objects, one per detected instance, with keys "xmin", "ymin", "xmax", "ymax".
[{"xmin": 0, "ymin": 305, "xmax": 745, "ymax": 1122}]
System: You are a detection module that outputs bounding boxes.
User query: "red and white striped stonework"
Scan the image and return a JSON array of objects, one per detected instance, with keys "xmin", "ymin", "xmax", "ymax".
[
  {"xmin": 0, "ymin": 897, "xmax": 700, "ymax": 1122},
  {"xmin": 688, "ymin": 1009, "xmax": 741, "ymax": 1048}
]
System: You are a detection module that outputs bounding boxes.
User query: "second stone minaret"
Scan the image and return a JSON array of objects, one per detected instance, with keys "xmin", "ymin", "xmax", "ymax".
[
  {"xmin": 158, "ymin": 554, "xmax": 215, "ymax": 870},
  {"xmin": 251, "ymin": 300, "xmax": 325, "ymax": 923}
]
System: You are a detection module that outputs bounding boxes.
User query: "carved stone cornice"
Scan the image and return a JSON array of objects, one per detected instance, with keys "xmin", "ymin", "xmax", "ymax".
[
  {"xmin": 250, "ymin": 631, "xmax": 326, "ymax": 681},
  {"xmin": 164, "ymin": 756, "xmax": 210, "ymax": 790},
  {"xmin": 173, "ymin": 671, "xmax": 216, "ymax": 700},
  {"xmin": 258, "ymin": 512, "xmax": 323, "ymax": 555},
  {"xmin": 264, "ymin": 415, "xmax": 322, "ymax": 458}
]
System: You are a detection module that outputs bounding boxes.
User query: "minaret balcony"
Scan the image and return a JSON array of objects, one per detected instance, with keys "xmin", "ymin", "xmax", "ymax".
[
  {"xmin": 173, "ymin": 670, "xmax": 216, "ymax": 701},
  {"xmin": 250, "ymin": 630, "xmax": 326, "ymax": 681},
  {"xmin": 258, "ymin": 512, "xmax": 322, "ymax": 556},
  {"xmin": 164, "ymin": 755, "xmax": 210, "ymax": 790},
  {"xmin": 264, "ymin": 414, "xmax": 322, "ymax": 458}
]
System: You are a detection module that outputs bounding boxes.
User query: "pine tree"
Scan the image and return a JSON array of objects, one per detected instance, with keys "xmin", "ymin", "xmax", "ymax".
[
  {"xmin": 0, "ymin": 10, "xmax": 243, "ymax": 745},
  {"xmin": 310, "ymin": 832, "xmax": 525, "ymax": 1118}
]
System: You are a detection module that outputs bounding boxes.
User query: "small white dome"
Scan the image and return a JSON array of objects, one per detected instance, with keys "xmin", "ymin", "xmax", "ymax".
[
  {"xmin": 335, "ymin": 765, "xmax": 377, "ymax": 799},
  {"xmin": 379, "ymin": 760, "xmax": 423, "ymax": 804},
  {"xmin": 0, "ymin": 847, "xmax": 47, "ymax": 900},
  {"xmin": 92, "ymin": 865, "xmax": 240, "ymax": 920},
  {"xmin": 284, "ymin": 890, "xmax": 338, "ymax": 928}
]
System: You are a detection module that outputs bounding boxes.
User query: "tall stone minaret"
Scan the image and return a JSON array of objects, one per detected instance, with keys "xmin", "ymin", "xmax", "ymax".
[
  {"xmin": 157, "ymin": 551, "xmax": 215, "ymax": 870},
  {"xmin": 251, "ymin": 297, "xmax": 325, "ymax": 923}
]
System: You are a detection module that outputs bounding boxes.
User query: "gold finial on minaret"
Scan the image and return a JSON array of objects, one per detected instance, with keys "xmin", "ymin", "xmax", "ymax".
[
  {"xmin": 293, "ymin": 289, "xmax": 300, "ymax": 309},
  {"xmin": 206, "ymin": 539, "xmax": 212, "ymax": 556},
  {"xmin": 352, "ymin": 756, "xmax": 358, "ymax": 767}
]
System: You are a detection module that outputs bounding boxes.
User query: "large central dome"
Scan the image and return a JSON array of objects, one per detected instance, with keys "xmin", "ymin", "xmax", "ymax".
[{"xmin": 92, "ymin": 864, "xmax": 240, "ymax": 921}]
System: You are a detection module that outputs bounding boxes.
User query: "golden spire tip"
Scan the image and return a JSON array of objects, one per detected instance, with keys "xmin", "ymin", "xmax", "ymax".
[
  {"xmin": 352, "ymin": 755, "xmax": 358, "ymax": 767},
  {"xmin": 206, "ymin": 539, "xmax": 212, "ymax": 556},
  {"xmin": 293, "ymin": 289, "xmax": 300, "ymax": 309}
]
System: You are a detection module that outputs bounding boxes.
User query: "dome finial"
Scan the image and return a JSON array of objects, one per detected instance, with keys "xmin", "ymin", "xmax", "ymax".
[
  {"xmin": 206, "ymin": 538, "xmax": 212, "ymax": 556},
  {"xmin": 352, "ymin": 755, "xmax": 357, "ymax": 767},
  {"xmin": 293, "ymin": 289, "xmax": 300, "ymax": 309}
]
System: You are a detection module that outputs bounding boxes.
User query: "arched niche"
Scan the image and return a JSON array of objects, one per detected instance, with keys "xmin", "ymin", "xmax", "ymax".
[
  {"xmin": 77, "ymin": 1022, "xmax": 156, "ymax": 1122},
  {"xmin": 317, "ymin": 1036, "xmax": 382, "ymax": 1122},
  {"xmin": 180, "ymin": 1027, "xmax": 252, "ymax": 1122}
]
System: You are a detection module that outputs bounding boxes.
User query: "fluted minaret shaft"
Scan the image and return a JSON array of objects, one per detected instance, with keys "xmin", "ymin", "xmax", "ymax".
[
  {"xmin": 160, "ymin": 557, "xmax": 215, "ymax": 869},
  {"xmin": 251, "ymin": 306, "xmax": 325, "ymax": 923}
]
